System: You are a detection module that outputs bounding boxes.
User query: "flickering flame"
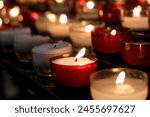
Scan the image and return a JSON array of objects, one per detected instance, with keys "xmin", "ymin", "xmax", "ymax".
[
  {"xmin": 46, "ymin": 13, "xmax": 57, "ymax": 23},
  {"xmin": 74, "ymin": 48, "xmax": 86, "ymax": 61},
  {"xmin": 85, "ymin": 24, "xmax": 94, "ymax": 32},
  {"xmin": 59, "ymin": 14, "xmax": 68, "ymax": 24},
  {"xmin": 133, "ymin": 5, "xmax": 141, "ymax": 17},
  {"xmin": 86, "ymin": 1, "xmax": 95, "ymax": 10},
  {"xmin": 110, "ymin": 29, "xmax": 117, "ymax": 36},
  {"xmin": 116, "ymin": 71, "xmax": 126, "ymax": 85},
  {"xmin": 56, "ymin": 0, "xmax": 64, "ymax": 3},
  {"xmin": 0, "ymin": 18, "xmax": 2, "ymax": 27},
  {"xmin": 0, "ymin": 0, "xmax": 4, "ymax": 9},
  {"xmin": 9, "ymin": 6, "xmax": 20, "ymax": 18}
]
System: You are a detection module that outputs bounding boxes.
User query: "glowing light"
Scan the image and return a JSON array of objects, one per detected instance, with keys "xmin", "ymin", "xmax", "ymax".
[
  {"xmin": 74, "ymin": 48, "xmax": 86, "ymax": 61},
  {"xmin": 59, "ymin": 14, "xmax": 67, "ymax": 24},
  {"xmin": 133, "ymin": 6, "xmax": 142, "ymax": 17},
  {"xmin": 86, "ymin": 1, "xmax": 95, "ymax": 10},
  {"xmin": 85, "ymin": 24, "xmax": 94, "ymax": 32},
  {"xmin": 116, "ymin": 71, "xmax": 125, "ymax": 85},
  {"xmin": 110, "ymin": 29, "xmax": 117, "ymax": 36},
  {"xmin": 56, "ymin": 0, "xmax": 64, "ymax": 3},
  {"xmin": 46, "ymin": 13, "xmax": 57, "ymax": 22},
  {"xmin": 0, "ymin": 18, "xmax": 2, "ymax": 27},
  {"xmin": 9, "ymin": 6, "xmax": 20, "ymax": 18}
]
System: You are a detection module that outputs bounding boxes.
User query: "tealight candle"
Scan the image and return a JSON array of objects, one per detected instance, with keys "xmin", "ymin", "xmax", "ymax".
[
  {"xmin": 47, "ymin": 13, "xmax": 70, "ymax": 38},
  {"xmin": 91, "ymin": 27, "xmax": 130, "ymax": 54},
  {"xmin": 14, "ymin": 35, "xmax": 50, "ymax": 63},
  {"xmin": 51, "ymin": 48, "xmax": 97, "ymax": 87},
  {"xmin": 70, "ymin": 21, "xmax": 105, "ymax": 47},
  {"xmin": 0, "ymin": 27, "xmax": 31, "ymax": 53},
  {"xmin": 90, "ymin": 68, "xmax": 148, "ymax": 100},
  {"xmin": 32, "ymin": 41, "xmax": 72, "ymax": 76},
  {"xmin": 122, "ymin": 5, "xmax": 149, "ymax": 30}
]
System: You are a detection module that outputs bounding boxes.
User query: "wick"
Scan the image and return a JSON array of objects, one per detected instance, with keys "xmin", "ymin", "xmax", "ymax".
[
  {"xmin": 53, "ymin": 45, "xmax": 56, "ymax": 48},
  {"xmin": 74, "ymin": 58, "xmax": 78, "ymax": 62}
]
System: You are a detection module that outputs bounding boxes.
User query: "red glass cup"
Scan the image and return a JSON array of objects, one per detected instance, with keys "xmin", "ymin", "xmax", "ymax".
[
  {"xmin": 121, "ymin": 33, "xmax": 150, "ymax": 66},
  {"xmin": 50, "ymin": 55, "xmax": 97, "ymax": 88},
  {"xmin": 91, "ymin": 27, "xmax": 131, "ymax": 54}
]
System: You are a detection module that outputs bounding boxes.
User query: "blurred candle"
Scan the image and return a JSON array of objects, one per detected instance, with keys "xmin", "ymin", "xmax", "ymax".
[{"xmin": 0, "ymin": 0, "xmax": 4, "ymax": 9}]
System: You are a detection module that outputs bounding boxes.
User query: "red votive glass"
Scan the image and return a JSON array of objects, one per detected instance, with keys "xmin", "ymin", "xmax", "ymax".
[
  {"xmin": 50, "ymin": 55, "xmax": 97, "ymax": 88},
  {"xmin": 121, "ymin": 34, "xmax": 150, "ymax": 66},
  {"xmin": 91, "ymin": 27, "xmax": 131, "ymax": 54}
]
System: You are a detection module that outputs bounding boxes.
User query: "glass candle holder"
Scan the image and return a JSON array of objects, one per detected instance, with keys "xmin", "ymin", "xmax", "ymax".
[
  {"xmin": 51, "ymin": 54, "xmax": 97, "ymax": 88},
  {"xmin": 90, "ymin": 68, "xmax": 148, "ymax": 100},
  {"xmin": 14, "ymin": 35, "xmax": 50, "ymax": 63},
  {"xmin": 91, "ymin": 26, "xmax": 131, "ymax": 54},
  {"xmin": 69, "ymin": 20, "xmax": 105, "ymax": 53},
  {"xmin": 121, "ymin": 5, "xmax": 149, "ymax": 30},
  {"xmin": 46, "ymin": 13, "xmax": 71, "ymax": 39},
  {"xmin": 32, "ymin": 41, "xmax": 72, "ymax": 77},
  {"xmin": 121, "ymin": 33, "xmax": 150, "ymax": 66}
]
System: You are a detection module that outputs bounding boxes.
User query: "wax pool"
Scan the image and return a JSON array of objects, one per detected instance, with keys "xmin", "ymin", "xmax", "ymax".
[
  {"xmin": 91, "ymin": 77, "xmax": 148, "ymax": 100},
  {"xmin": 51, "ymin": 57, "xmax": 97, "ymax": 87}
]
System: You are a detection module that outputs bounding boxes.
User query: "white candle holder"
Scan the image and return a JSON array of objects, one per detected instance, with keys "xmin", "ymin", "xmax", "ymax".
[
  {"xmin": 32, "ymin": 41, "xmax": 72, "ymax": 77},
  {"xmin": 0, "ymin": 27, "xmax": 31, "ymax": 53},
  {"xmin": 90, "ymin": 68, "xmax": 148, "ymax": 100},
  {"xmin": 14, "ymin": 35, "xmax": 50, "ymax": 63}
]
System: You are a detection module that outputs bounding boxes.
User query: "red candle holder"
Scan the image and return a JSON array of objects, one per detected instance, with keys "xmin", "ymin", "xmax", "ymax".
[
  {"xmin": 91, "ymin": 27, "xmax": 131, "ymax": 54},
  {"xmin": 121, "ymin": 33, "xmax": 150, "ymax": 66},
  {"xmin": 50, "ymin": 55, "xmax": 97, "ymax": 88}
]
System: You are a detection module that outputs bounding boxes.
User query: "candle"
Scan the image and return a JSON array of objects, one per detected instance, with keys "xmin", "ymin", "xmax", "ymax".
[
  {"xmin": 0, "ymin": 0, "xmax": 4, "ymax": 9},
  {"xmin": 0, "ymin": 27, "xmax": 31, "ymax": 53},
  {"xmin": 14, "ymin": 35, "xmax": 50, "ymax": 63},
  {"xmin": 90, "ymin": 68, "xmax": 148, "ymax": 100},
  {"xmin": 76, "ymin": 0, "xmax": 99, "ymax": 20},
  {"xmin": 70, "ymin": 21, "xmax": 105, "ymax": 47},
  {"xmin": 91, "ymin": 27, "xmax": 130, "ymax": 54},
  {"xmin": 32, "ymin": 41, "xmax": 72, "ymax": 76},
  {"xmin": 122, "ymin": 5, "xmax": 149, "ymax": 30},
  {"xmin": 51, "ymin": 48, "xmax": 97, "ymax": 87},
  {"xmin": 35, "ymin": 13, "xmax": 50, "ymax": 33},
  {"xmin": 47, "ymin": 13, "xmax": 70, "ymax": 38},
  {"xmin": 121, "ymin": 34, "xmax": 150, "ymax": 66}
]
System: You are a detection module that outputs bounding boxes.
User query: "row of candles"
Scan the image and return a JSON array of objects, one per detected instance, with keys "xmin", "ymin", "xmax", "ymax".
[
  {"xmin": 0, "ymin": 25, "xmax": 149, "ymax": 100},
  {"xmin": 1, "ymin": 0, "xmax": 150, "ymax": 29},
  {"xmin": 0, "ymin": 0, "xmax": 149, "ymax": 100}
]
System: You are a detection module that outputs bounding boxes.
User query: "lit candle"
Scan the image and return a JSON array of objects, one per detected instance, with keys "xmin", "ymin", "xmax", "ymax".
[
  {"xmin": 90, "ymin": 68, "xmax": 148, "ymax": 100},
  {"xmin": 32, "ymin": 41, "xmax": 72, "ymax": 76},
  {"xmin": 47, "ymin": 13, "xmax": 70, "ymax": 38},
  {"xmin": 14, "ymin": 35, "xmax": 50, "ymax": 63},
  {"xmin": 0, "ymin": 0, "xmax": 4, "ymax": 9},
  {"xmin": 70, "ymin": 21, "xmax": 105, "ymax": 47},
  {"xmin": 77, "ymin": 0, "xmax": 99, "ymax": 20},
  {"xmin": 91, "ymin": 27, "xmax": 130, "ymax": 54},
  {"xmin": 122, "ymin": 5, "xmax": 148, "ymax": 30},
  {"xmin": 51, "ymin": 48, "xmax": 97, "ymax": 87},
  {"xmin": 0, "ymin": 18, "xmax": 2, "ymax": 28}
]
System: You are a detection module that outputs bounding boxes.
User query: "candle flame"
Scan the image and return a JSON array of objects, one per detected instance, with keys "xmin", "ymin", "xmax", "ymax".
[
  {"xmin": 0, "ymin": 0, "xmax": 4, "ymax": 9},
  {"xmin": 56, "ymin": 0, "xmax": 64, "ymax": 3},
  {"xmin": 0, "ymin": 18, "xmax": 2, "ymax": 27},
  {"xmin": 46, "ymin": 13, "xmax": 57, "ymax": 23},
  {"xmin": 133, "ymin": 5, "xmax": 141, "ymax": 17},
  {"xmin": 9, "ymin": 6, "xmax": 20, "ymax": 18},
  {"xmin": 86, "ymin": 1, "xmax": 95, "ymax": 10},
  {"xmin": 74, "ymin": 48, "xmax": 86, "ymax": 61},
  {"xmin": 116, "ymin": 71, "xmax": 125, "ymax": 85},
  {"xmin": 85, "ymin": 24, "xmax": 94, "ymax": 32},
  {"xmin": 110, "ymin": 29, "xmax": 116, "ymax": 36},
  {"xmin": 59, "ymin": 14, "xmax": 68, "ymax": 24}
]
